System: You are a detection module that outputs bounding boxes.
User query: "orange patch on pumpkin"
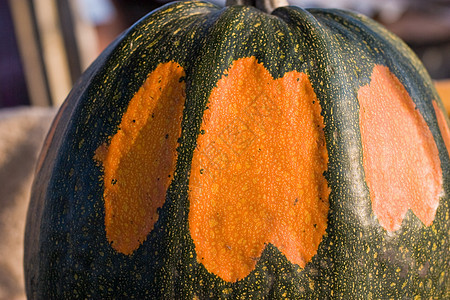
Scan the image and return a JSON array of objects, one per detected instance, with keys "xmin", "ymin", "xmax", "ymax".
[
  {"xmin": 358, "ymin": 65, "xmax": 442, "ymax": 232},
  {"xmin": 95, "ymin": 62, "xmax": 185, "ymax": 255},
  {"xmin": 433, "ymin": 100, "xmax": 450, "ymax": 156},
  {"xmin": 188, "ymin": 57, "xmax": 329, "ymax": 282}
]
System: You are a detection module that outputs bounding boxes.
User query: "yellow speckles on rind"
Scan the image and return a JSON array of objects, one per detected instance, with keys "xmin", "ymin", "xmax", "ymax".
[
  {"xmin": 439, "ymin": 271, "xmax": 445, "ymax": 285},
  {"xmin": 147, "ymin": 39, "xmax": 158, "ymax": 49},
  {"xmin": 308, "ymin": 278, "xmax": 315, "ymax": 290},
  {"xmin": 426, "ymin": 279, "xmax": 432, "ymax": 289},
  {"xmin": 432, "ymin": 243, "xmax": 437, "ymax": 251},
  {"xmin": 222, "ymin": 288, "xmax": 232, "ymax": 295}
]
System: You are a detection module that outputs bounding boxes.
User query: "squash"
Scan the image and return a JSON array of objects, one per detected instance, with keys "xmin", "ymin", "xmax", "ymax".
[{"xmin": 24, "ymin": 0, "xmax": 450, "ymax": 298}]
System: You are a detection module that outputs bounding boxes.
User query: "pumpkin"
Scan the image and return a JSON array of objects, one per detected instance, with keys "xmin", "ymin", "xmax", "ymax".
[{"xmin": 24, "ymin": 0, "xmax": 450, "ymax": 298}]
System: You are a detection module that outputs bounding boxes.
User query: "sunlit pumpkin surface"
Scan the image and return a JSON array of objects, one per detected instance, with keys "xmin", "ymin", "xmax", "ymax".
[
  {"xmin": 189, "ymin": 57, "xmax": 329, "ymax": 282},
  {"xmin": 358, "ymin": 65, "xmax": 442, "ymax": 232},
  {"xmin": 96, "ymin": 57, "xmax": 330, "ymax": 282},
  {"xmin": 95, "ymin": 61, "xmax": 185, "ymax": 254},
  {"xmin": 26, "ymin": 2, "xmax": 450, "ymax": 297}
]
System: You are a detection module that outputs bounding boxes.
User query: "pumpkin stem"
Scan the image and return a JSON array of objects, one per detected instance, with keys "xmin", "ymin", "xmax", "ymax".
[{"xmin": 225, "ymin": 0, "xmax": 289, "ymax": 13}]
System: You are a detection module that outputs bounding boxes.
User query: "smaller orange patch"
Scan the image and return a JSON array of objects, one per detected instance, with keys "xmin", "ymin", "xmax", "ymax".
[
  {"xmin": 36, "ymin": 99, "xmax": 71, "ymax": 174},
  {"xmin": 433, "ymin": 100, "xmax": 450, "ymax": 156},
  {"xmin": 95, "ymin": 62, "xmax": 186, "ymax": 254},
  {"xmin": 358, "ymin": 65, "xmax": 442, "ymax": 232}
]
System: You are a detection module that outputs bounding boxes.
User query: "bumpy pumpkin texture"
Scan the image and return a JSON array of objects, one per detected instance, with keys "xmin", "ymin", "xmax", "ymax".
[{"xmin": 25, "ymin": 1, "xmax": 449, "ymax": 298}]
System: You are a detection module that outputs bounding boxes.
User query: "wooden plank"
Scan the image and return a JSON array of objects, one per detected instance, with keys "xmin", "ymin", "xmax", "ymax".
[{"xmin": 8, "ymin": 0, "xmax": 51, "ymax": 106}]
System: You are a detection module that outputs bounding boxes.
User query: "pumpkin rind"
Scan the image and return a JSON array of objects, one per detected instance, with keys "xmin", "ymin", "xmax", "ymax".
[{"xmin": 24, "ymin": 1, "xmax": 449, "ymax": 298}]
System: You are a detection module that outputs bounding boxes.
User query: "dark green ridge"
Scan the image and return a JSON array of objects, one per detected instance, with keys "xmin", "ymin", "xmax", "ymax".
[
  {"xmin": 311, "ymin": 8, "xmax": 450, "ymax": 299},
  {"xmin": 24, "ymin": 1, "xmax": 449, "ymax": 299},
  {"xmin": 317, "ymin": 8, "xmax": 450, "ymax": 170},
  {"xmin": 319, "ymin": 8, "xmax": 442, "ymax": 121},
  {"xmin": 271, "ymin": 8, "xmax": 349, "ymax": 298}
]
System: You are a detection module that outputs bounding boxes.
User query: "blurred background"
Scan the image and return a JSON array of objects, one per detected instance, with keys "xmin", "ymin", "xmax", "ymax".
[{"xmin": 2, "ymin": 0, "xmax": 450, "ymax": 108}]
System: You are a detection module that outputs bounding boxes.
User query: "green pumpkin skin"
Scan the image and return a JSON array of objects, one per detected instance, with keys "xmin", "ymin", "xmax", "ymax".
[{"xmin": 24, "ymin": 1, "xmax": 449, "ymax": 298}]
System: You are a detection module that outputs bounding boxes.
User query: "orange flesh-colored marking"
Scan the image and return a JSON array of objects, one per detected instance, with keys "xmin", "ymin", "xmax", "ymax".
[
  {"xmin": 358, "ymin": 65, "xmax": 442, "ymax": 232},
  {"xmin": 188, "ymin": 57, "xmax": 329, "ymax": 282},
  {"xmin": 433, "ymin": 100, "xmax": 450, "ymax": 156},
  {"xmin": 95, "ymin": 62, "xmax": 185, "ymax": 254}
]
